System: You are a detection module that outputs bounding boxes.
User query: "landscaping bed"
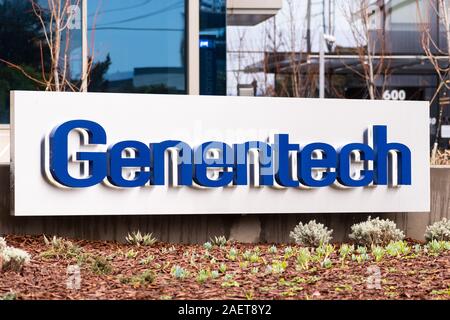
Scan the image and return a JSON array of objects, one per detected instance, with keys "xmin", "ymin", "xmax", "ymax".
[{"xmin": 1, "ymin": 235, "xmax": 450, "ymax": 300}]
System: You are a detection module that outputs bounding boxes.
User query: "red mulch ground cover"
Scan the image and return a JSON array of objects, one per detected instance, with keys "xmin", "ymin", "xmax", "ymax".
[{"xmin": 1, "ymin": 235, "xmax": 450, "ymax": 300}]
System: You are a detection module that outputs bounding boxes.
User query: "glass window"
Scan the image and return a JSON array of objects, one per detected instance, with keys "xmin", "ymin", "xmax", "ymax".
[
  {"xmin": 0, "ymin": 0, "xmax": 82, "ymax": 124},
  {"xmin": 87, "ymin": 0, "xmax": 186, "ymax": 94},
  {"xmin": 200, "ymin": 0, "xmax": 226, "ymax": 95}
]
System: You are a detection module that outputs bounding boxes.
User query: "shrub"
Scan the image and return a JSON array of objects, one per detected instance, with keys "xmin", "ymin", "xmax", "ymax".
[
  {"xmin": 125, "ymin": 231, "xmax": 157, "ymax": 246},
  {"xmin": 425, "ymin": 218, "xmax": 450, "ymax": 242},
  {"xmin": 91, "ymin": 256, "xmax": 113, "ymax": 275},
  {"xmin": 289, "ymin": 220, "xmax": 333, "ymax": 247},
  {"xmin": 121, "ymin": 270, "xmax": 155, "ymax": 286},
  {"xmin": 42, "ymin": 235, "xmax": 82, "ymax": 260},
  {"xmin": 348, "ymin": 217, "xmax": 404, "ymax": 247},
  {"xmin": 1, "ymin": 246, "xmax": 31, "ymax": 272}
]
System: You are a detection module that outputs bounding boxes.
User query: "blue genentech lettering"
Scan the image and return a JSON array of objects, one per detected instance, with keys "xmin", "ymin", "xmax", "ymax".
[{"xmin": 47, "ymin": 120, "xmax": 412, "ymax": 189}]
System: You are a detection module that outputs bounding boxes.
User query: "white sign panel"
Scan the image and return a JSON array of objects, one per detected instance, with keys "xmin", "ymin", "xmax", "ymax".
[{"xmin": 11, "ymin": 91, "xmax": 430, "ymax": 216}]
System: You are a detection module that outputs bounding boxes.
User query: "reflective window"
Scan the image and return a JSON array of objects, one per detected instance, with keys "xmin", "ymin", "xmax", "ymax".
[
  {"xmin": 200, "ymin": 0, "xmax": 226, "ymax": 95},
  {"xmin": 0, "ymin": 0, "xmax": 82, "ymax": 124},
  {"xmin": 87, "ymin": 0, "xmax": 186, "ymax": 94}
]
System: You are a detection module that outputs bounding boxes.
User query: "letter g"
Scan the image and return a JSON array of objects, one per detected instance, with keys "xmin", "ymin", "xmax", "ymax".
[{"xmin": 49, "ymin": 120, "xmax": 107, "ymax": 188}]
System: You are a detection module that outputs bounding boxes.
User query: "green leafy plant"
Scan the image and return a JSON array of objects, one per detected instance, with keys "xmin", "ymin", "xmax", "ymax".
[
  {"xmin": 356, "ymin": 246, "xmax": 367, "ymax": 255},
  {"xmin": 245, "ymin": 291, "xmax": 254, "ymax": 300},
  {"xmin": 413, "ymin": 244, "xmax": 422, "ymax": 254},
  {"xmin": 196, "ymin": 269, "xmax": 210, "ymax": 284},
  {"xmin": 425, "ymin": 240, "xmax": 450, "ymax": 256},
  {"xmin": 125, "ymin": 231, "xmax": 157, "ymax": 246},
  {"xmin": 339, "ymin": 244, "xmax": 354, "ymax": 266},
  {"xmin": 210, "ymin": 236, "xmax": 228, "ymax": 247},
  {"xmin": 316, "ymin": 243, "xmax": 335, "ymax": 260},
  {"xmin": 290, "ymin": 220, "xmax": 333, "ymax": 247},
  {"xmin": 91, "ymin": 256, "xmax": 113, "ymax": 275},
  {"xmin": 242, "ymin": 249, "xmax": 260, "ymax": 263},
  {"xmin": 321, "ymin": 258, "xmax": 332, "ymax": 269},
  {"xmin": 296, "ymin": 248, "xmax": 311, "ymax": 270},
  {"xmin": 425, "ymin": 218, "xmax": 450, "ymax": 242},
  {"xmin": 227, "ymin": 247, "xmax": 238, "ymax": 260},
  {"xmin": 203, "ymin": 241, "xmax": 213, "ymax": 251},
  {"xmin": 41, "ymin": 235, "xmax": 82, "ymax": 260},
  {"xmin": 139, "ymin": 255, "xmax": 154, "ymax": 265},
  {"xmin": 121, "ymin": 269, "xmax": 155, "ymax": 286},
  {"xmin": 221, "ymin": 280, "xmax": 240, "ymax": 288},
  {"xmin": 219, "ymin": 263, "xmax": 227, "ymax": 274},
  {"xmin": 351, "ymin": 253, "xmax": 370, "ymax": 263},
  {"xmin": 349, "ymin": 217, "xmax": 405, "ymax": 247},
  {"xmin": 268, "ymin": 245, "xmax": 277, "ymax": 254},
  {"xmin": 284, "ymin": 246, "xmax": 294, "ymax": 258},
  {"xmin": 125, "ymin": 249, "xmax": 138, "ymax": 259},
  {"xmin": 211, "ymin": 270, "xmax": 220, "ymax": 279},
  {"xmin": 371, "ymin": 246, "xmax": 386, "ymax": 262},
  {"xmin": 385, "ymin": 241, "xmax": 410, "ymax": 257},
  {"xmin": 171, "ymin": 265, "xmax": 189, "ymax": 279},
  {"xmin": 271, "ymin": 260, "xmax": 288, "ymax": 274}
]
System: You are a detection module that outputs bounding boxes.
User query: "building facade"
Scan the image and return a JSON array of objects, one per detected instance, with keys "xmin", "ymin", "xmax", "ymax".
[{"xmin": 249, "ymin": 0, "xmax": 450, "ymax": 149}]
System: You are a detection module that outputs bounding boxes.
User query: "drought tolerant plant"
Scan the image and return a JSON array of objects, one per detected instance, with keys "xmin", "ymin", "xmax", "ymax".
[
  {"xmin": 125, "ymin": 231, "xmax": 157, "ymax": 246},
  {"xmin": 251, "ymin": 267, "xmax": 259, "ymax": 275},
  {"xmin": 219, "ymin": 263, "xmax": 227, "ymax": 274},
  {"xmin": 296, "ymin": 248, "xmax": 311, "ymax": 270},
  {"xmin": 121, "ymin": 269, "xmax": 156, "ymax": 286},
  {"xmin": 171, "ymin": 265, "xmax": 189, "ymax": 280},
  {"xmin": 414, "ymin": 244, "xmax": 422, "ymax": 255},
  {"xmin": 284, "ymin": 246, "xmax": 295, "ymax": 258},
  {"xmin": 425, "ymin": 239, "xmax": 450, "ymax": 256},
  {"xmin": 227, "ymin": 247, "xmax": 238, "ymax": 260},
  {"xmin": 425, "ymin": 218, "xmax": 450, "ymax": 242},
  {"xmin": 242, "ymin": 249, "xmax": 260, "ymax": 263},
  {"xmin": 356, "ymin": 246, "xmax": 367, "ymax": 255},
  {"xmin": 91, "ymin": 256, "xmax": 113, "ymax": 275},
  {"xmin": 203, "ymin": 241, "xmax": 213, "ymax": 251},
  {"xmin": 371, "ymin": 246, "xmax": 386, "ymax": 262},
  {"xmin": 349, "ymin": 217, "xmax": 405, "ymax": 247},
  {"xmin": 271, "ymin": 260, "xmax": 288, "ymax": 274},
  {"xmin": 196, "ymin": 269, "xmax": 210, "ymax": 284},
  {"xmin": 1, "ymin": 246, "xmax": 31, "ymax": 272},
  {"xmin": 41, "ymin": 235, "xmax": 83, "ymax": 260},
  {"xmin": 221, "ymin": 279, "xmax": 240, "ymax": 288},
  {"xmin": 385, "ymin": 241, "xmax": 411, "ymax": 257},
  {"xmin": 210, "ymin": 236, "xmax": 228, "ymax": 247},
  {"xmin": 290, "ymin": 220, "xmax": 333, "ymax": 247},
  {"xmin": 316, "ymin": 243, "xmax": 335, "ymax": 260},
  {"xmin": 139, "ymin": 255, "xmax": 154, "ymax": 265},
  {"xmin": 268, "ymin": 245, "xmax": 277, "ymax": 254},
  {"xmin": 125, "ymin": 249, "xmax": 138, "ymax": 259},
  {"xmin": 351, "ymin": 252, "xmax": 370, "ymax": 263},
  {"xmin": 339, "ymin": 244, "xmax": 354, "ymax": 266},
  {"xmin": 211, "ymin": 270, "xmax": 220, "ymax": 279},
  {"xmin": 321, "ymin": 258, "xmax": 333, "ymax": 269},
  {"xmin": 221, "ymin": 273, "xmax": 239, "ymax": 287}
]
